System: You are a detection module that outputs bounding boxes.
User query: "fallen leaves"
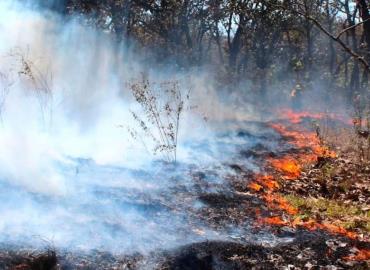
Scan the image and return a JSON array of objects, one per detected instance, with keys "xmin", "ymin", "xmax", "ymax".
[{"xmin": 250, "ymin": 109, "xmax": 369, "ymax": 263}]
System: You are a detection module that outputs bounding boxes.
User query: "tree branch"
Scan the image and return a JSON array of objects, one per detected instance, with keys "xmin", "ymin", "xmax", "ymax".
[
  {"xmin": 337, "ymin": 18, "xmax": 370, "ymax": 39},
  {"xmin": 274, "ymin": 4, "xmax": 370, "ymax": 71}
]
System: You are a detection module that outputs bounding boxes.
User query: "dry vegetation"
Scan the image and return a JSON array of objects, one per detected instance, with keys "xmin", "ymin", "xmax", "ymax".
[
  {"xmin": 127, "ymin": 74, "xmax": 190, "ymax": 163},
  {"xmin": 2, "ymin": 0, "xmax": 370, "ymax": 268},
  {"xmin": 12, "ymin": 49, "xmax": 53, "ymax": 126},
  {"xmin": 281, "ymin": 112, "xmax": 370, "ymax": 238}
]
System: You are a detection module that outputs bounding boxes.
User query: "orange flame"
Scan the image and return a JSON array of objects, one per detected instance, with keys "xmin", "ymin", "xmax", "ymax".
[
  {"xmin": 278, "ymin": 109, "xmax": 324, "ymax": 124},
  {"xmin": 269, "ymin": 123, "xmax": 337, "ymax": 161},
  {"xmin": 343, "ymin": 248, "xmax": 370, "ymax": 261},
  {"xmin": 255, "ymin": 175, "xmax": 280, "ymax": 190},
  {"xmin": 252, "ymin": 109, "xmax": 360, "ymax": 244},
  {"xmin": 269, "ymin": 157, "xmax": 301, "ymax": 179},
  {"xmin": 261, "ymin": 216, "xmax": 288, "ymax": 226},
  {"xmin": 277, "ymin": 108, "xmax": 352, "ymax": 126},
  {"xmin": 290, "ymin": 217, "xmax": 357, "ymax": 239},
  {"xmin": 264, "ymin": 193, "xmax": 298, "ymax": 215},
  {"xmin": 248, "ymin": 182, "xmax": 263, "ymax": 191}
]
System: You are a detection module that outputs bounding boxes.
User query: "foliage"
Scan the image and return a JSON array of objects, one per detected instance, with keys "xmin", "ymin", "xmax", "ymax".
[{"xmin": 49, "ymin": 1, "xmax": 370, "ymax": 108}]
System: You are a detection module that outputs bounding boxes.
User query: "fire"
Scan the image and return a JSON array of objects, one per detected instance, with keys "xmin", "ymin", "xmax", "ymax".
[
  {"xmin": 343, "ymin": 248, "xmax": 370, "ymax": 261},
  {"xmin": 291, "ymin": 218, "xmax": 357, "ymax": 239},
  {"xmin": 263, "ymin": 216, "xmax": 358, "ymax": 240},
  {"xmin": 264, "ymin": 193, "xmax": 298, "ymax": 215},
  {"xmin": 278, "ymin": 108, "xmax": 352, "ymax": 126},
  {"xmin": 253, "ymin": 109, "xmax": 360, "ymax": 244},
  {"xmin": 269, "ymin": 123, "xmax": 337, "ymax": 163},
  {"xmin": 278, "ymin": 109, "xmax": 324, "ymax": 124},
  {"xmin": 269, "ymin": 157, "xmax": 301, "ymax": 179},
  {"xmin": 255, "ymin": 175, "xmax": 280, "ymax": 190},
  {"xmin": 270, "ymin": 124, "xmax": 318, "ymax": 151},
  {"xmin": 248, "ymin": 182, "xmax": 263, "ymax": 191},
  {"xmin": 313, "ymin": 145, "xmax": 337, "ymax": 159},
  {"xmin": 261, "ymin": 216, "xmax": 288, "ymax": 226}
]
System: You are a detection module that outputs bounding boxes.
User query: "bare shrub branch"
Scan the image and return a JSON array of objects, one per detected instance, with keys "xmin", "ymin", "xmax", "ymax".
[
  {"xmin": 10, "ymin": 48, "xmax": 54, "ymax": 126},
  {"xmin": 128, "ymin": 74, "xmax": 190, "ymax": 163}
]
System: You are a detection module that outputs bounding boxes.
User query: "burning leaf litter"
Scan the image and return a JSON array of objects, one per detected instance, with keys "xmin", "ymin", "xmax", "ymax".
[
  {"xmin": 246, "ymin": 109, "xmax": 370, "ymax": 264},
  {"xmin": 0, "ymin": 1, "xmax": 369, "ymax": 268}
]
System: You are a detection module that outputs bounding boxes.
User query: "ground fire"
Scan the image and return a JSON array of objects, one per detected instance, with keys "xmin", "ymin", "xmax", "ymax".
[{"xmin": 0, "ymin": 1, "xmax": 369, "ymax": 269}]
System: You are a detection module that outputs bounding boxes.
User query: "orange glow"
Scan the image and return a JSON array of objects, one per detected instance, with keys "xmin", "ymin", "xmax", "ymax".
[
  {"xmin": 277, "ymin": 108, "xmax": 352, "ymax": 126},
  {"xmin": 252, "ymin": 109, "xmax": 359, "ymax": 243},
  {"xmin": 261, "ymin": 216, "xmax": 288, "ymax": 226},
  {"xmin": 290, "ymin": 219, "xmax": 357, "ymax": 239},
  {"xmin": 255, "ymin": 175, "xmax": 280, "ymax": 190},
  {"xmin": 269, "ymin": 123, "xmax": 337, "ymax": 160},
  {"xmin": 249, "ymin": 182, "xmax": 263, "ymax": 191},
  {"xmin": 261, "ymin": 216, "xmax": 358, "ymax": 239},
  {"xmin": 321, "ymin": 223, "xmax": 357, "ymax": 239},
  {"xmin": 264, "ymin": 194, "xmax": 298, "ymax": 215},
  {"xmin": 269, "ymin": 157, "xmax": 301, "ymax": 179},
  {"xmin": 278, "ymin": 109, "xmax": 324, "ymax": 124},
  {"xmin": 343, "ymin": 249, "xmax": 370, "ymax": 261}
]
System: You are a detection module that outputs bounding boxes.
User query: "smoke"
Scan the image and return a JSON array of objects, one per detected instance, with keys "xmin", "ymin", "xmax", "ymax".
[
  {"xmin": 0, "ymin": 0, "xmax": 156, "ymax": 190},
  {"xmin": 0, "ymin": 0, "xmax": 266, "ymax": 254}
]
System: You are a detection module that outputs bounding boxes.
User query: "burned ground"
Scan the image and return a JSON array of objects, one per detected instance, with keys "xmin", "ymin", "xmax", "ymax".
[
  {"xmin": 1, "ymin": 113, "xmax": 369, "ymax": 269},
  {"xmin": 2, "ymin": 234, "xmax": 369, "ymax": 269}
]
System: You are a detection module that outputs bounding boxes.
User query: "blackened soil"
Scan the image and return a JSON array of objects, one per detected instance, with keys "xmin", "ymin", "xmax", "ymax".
[
  {"xmin": 160, "ymin": 235, "xmax": 369, "ymax": 270},
  {"xmin": 3, "ymin": 232, "xmax": 369, "ymax": 270}
]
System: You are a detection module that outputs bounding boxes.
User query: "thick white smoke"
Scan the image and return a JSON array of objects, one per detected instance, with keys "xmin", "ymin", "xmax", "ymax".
[
  {"xmin": 0, "ymin": 0, "xmax": 163, "ymax": 194},
  {"xmin": 0, "ymin": 0, "xmax": 268, "ymax": 255}
]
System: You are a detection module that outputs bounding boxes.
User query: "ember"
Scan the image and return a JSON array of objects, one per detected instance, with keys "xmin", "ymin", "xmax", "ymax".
[{"xmin": 248, "ymin": 182, "xmax": 263, "ymax": 191}]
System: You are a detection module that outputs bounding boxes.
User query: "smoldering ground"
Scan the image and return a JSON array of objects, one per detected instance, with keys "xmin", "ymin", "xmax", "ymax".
[
  {"xmin": 1, "ymin": 2, "xmax": 369, "ymax": 270},
  {"xmin": 0, "ymin": 0, "xmax": 274, "ymax": 256}
]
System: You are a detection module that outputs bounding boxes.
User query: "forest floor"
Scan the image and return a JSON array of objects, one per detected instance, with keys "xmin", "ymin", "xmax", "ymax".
[
  {"xmin": 281, "ymin": 131, "xmax": 370, "ymax": 240},
  {"xmin": 1, "ymin": 109, "xmax": 369, "ymax": 269}
]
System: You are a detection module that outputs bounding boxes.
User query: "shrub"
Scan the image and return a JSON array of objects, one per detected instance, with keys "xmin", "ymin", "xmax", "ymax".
[{"xmin": 128, "ymin": 74, "xmax": 190, "ymax": 163}]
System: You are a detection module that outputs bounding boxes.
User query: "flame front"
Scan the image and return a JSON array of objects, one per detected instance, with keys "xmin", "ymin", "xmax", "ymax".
[{"xmin": 250, "ymin": 109, "xmax": 365, "ymax": 255}]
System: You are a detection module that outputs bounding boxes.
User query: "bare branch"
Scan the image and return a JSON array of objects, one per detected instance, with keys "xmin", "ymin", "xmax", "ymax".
[
  {"xmin": 337, "ymin": 18, "xmax": 370, "ymax": 39},
  {"xmin": 274, "ymin": 4, "xmax": 370, "ymax": 71}
]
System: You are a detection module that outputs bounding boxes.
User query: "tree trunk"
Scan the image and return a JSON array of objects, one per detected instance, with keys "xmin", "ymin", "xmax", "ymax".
[
  {"xmin": 345, "ymin": 1, "xmax": 360, "ymax": 99},
  {"xmin": 357, "ymin": 0, "xmax": 370, "ymax": 91},
  {"xmin": 357, "ymin": 0, "xmax": 370, "ymax": 49}
]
